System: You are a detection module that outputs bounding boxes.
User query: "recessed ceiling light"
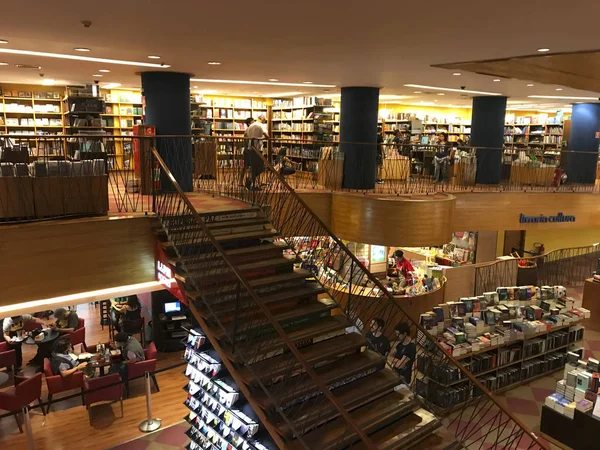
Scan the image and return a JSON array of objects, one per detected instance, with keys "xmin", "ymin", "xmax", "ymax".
[
  {"xmin": 537, "ymin": 48, "xmax": 550, "ymax": 52},
  {"xmin": 0, "ymin": 40, "xmax": 8, "ymax": 44},
  {"xmin": 0, "ymin": 48, "xmax": 169, "ymax": 68},
  {"xmin": 193, "ymin": 85, "xmax": 198, "ymax": 88},
  {"xmin": 556, "ymin": 88, "xmax": 563, "ymax": 91},
  {"xmin": 262, "ymin": 91, "xmax": 304, "ymax": 98},
  {"xmin": 103, "ymin": 83, "xmax": 122, "ymax": 89},
  {"xmin": 404, "ymin": 84, "xmax": 502, "ymax": 96},
  {"xmin": 303, "ymin": 81, "xmax": 313, "ymax": 84},
  {"xmin": 528, "ymin": 95, "xmax": 598, "ymax": 100},
  {"xmin": 453, "ymin": 73, "xmax": 461, "ymax": 76},
  {"xmin": 268, "ymin": 78, "xmax": 279, "ymax": 82},
  {"xmin": 323, "ymin": 89, "xmax": 331, "ymax": 92},
  {"xmin": 493, "ymin": 79, "xmax": 501, "ymax": 82},
  {"xmin": 98, "ymin": 69, "xmax": 110, "ymax": 73},
  {"xmin": 413, "ymin": 91, "xmax": 422, "ymax": 94},
  {"xmin": 93, "ymin": 74, "xmax": 103, "ymax": 77},
  {"xmin": 527, "ymin": 84, "xmax": 534, "ymax": 87},
  {"xmin": 147, "ymin": 55, "xmax": 161, "ymax": 59},
  {"xmin": 207, "ymin": 61, "xmax": 221, "ymax": 65},
  {"xmin": 42, "ymin": 79, "xmax": 55, "ymax": 86},
  {"xmin": 74, "ymin": 47, "xmax": 91, "ymax": 52},
  {"xmin": 437, "ymin": 93, "xmax": 445, "ymax": 96},
  {"xmin": 0, "ymin": 62, "xmax": 8, "ymax": 66},
  {"xmin": 190, "ymin": 78, "xmax": 335, "ymax": 88}
]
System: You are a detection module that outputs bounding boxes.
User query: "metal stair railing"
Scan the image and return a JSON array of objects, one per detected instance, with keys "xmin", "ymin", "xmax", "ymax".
[
  {"xmin": 195, "ymin": 137, "xmax": 550, "ymax": 450},
  {"xmin": 150, "ymin": 147, "xmax": 378, "ymax": 450}
]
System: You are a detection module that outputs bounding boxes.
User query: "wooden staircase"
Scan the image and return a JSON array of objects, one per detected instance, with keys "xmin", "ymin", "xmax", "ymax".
[{"xmin": 156, "ymin": 206, "xmax": 461, "ymax": 450}]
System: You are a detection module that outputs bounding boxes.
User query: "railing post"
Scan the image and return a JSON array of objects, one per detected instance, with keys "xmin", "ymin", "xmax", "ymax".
[
  {"xmin": 22, "ymin": 406, "xmax": 35, "ymax": 450},
  {"xmin": 138, "ymin": 372, "xmax": 162, "ymax": 432}
]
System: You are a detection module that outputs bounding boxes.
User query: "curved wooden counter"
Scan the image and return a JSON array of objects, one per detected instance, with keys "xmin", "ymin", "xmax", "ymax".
[{"xmin": 330, "ymin": 192, "xmax": 456, "ymax": 247}]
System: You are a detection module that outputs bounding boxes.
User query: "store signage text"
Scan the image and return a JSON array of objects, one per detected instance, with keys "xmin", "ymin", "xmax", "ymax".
[
  {"xmin": 519, "ymin": 212, "xmax": 576, "ymax": 224},
  {"xmin": 156, "ymin": 261, "xmax": 173, "ymax": 287}
]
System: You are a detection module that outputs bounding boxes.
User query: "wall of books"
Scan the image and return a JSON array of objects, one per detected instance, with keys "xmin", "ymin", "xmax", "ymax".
[{"xmin": 416, "ymin": 285, "xmax": 588, "ymax": 411}]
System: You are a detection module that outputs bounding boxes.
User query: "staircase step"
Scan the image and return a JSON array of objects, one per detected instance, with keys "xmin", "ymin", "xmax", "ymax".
[
  {"xmin": 278, "ymin": 369, "xmax": 405, "ymax": 439},
  {"xmin": 179, "ymin": 256, "xmax": 296, "ymax": 278},
  {"xmin": 255, "ymin": 350, "xmax": 385, "ymax": 411},
  {"xmin": 225, "ymin": 315, "xmax": 349, "ymax": 364},
  {"xmin": 160, "ymin": 229, "xmax": 278, "ymax": 248},
  {"xmin": 213, "ymin": 298, "xmax": 337, "ymax": 341},
  {"xmin": 350, "ymin": 408, "xmax": 441, "ymax": 450},
  {"xmin": 288, "ymin": 391, "xmax": 418, "ymax": 450},
  {"xmin": 239, "ymin": 332, "xmax": 367, "ymax": 387},
  {"xmin": 406, "ymin": 428, "xmax": 463, "ymax": 450}
]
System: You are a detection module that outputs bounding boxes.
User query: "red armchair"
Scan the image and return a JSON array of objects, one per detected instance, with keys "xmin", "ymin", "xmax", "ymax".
[
  {"xmin": 0, "ymin": 341, "xmax": 16, "ymax": 373},
  {"xmin": 84, "ymin": 373, "xmax": 123, "ymax": 424},
  {"xmin": 0, "ymin": 373, "xmax": 45, "ymax": 432},
  {"xmin": 43, "ymin": 358, "xmax": 85, "ymax": 412},
  {"xmin": 82, "ymin": 341, "xmax": 111, "ymax": 354},
  {"xmin": 77, "ymin": 318, "xmax": 85, "ymax": 329},
  {"xmin": 23, "ymin": 321, "xmax": 42, "ymax": 333},
  {"xmin": 69, "ymin": 327, "xmax": 86, "ymax": 352},
  {"xmin": 126, "ymin": 342, "xmax": 159, "ymax": 397}
]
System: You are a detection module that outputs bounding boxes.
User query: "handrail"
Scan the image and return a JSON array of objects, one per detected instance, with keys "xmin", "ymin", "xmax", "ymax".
[
  {"xmin": 217, "ymin": 144, "xmax": 550, "ymax": 449},
  {"xmin": 150, "ymin": 148, "xmax": 377, "ymax": 449}
]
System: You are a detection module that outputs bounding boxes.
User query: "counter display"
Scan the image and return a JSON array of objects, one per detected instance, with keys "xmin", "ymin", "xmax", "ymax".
[{"xmin": 396, "ymin": 231, "xmax": 478, "ymax": 267}]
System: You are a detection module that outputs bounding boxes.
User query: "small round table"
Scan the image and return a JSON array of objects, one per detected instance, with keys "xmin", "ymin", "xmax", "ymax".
[{"xmin": 24, "ymin": 329, "xmax": 60, "ymax": 346}]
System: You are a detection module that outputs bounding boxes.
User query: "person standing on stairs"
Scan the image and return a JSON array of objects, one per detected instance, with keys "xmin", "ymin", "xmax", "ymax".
[
  {"xmin": 389, "ymin": 322, "xmax": 416, "ymax": 385},
  {"xmin": 365, "ymin": 317, "xmax": 390, "ymax": 356}
]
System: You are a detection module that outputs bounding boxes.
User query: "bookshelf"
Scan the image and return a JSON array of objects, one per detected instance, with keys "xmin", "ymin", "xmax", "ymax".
[{"xmin": 103, "ymin": 89, "xmax": 143, "ymax": 171}]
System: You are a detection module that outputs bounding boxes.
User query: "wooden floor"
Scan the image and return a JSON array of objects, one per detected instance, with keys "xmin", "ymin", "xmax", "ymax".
[{"xmin": 0, "ymin": 303, "xmax": 188, "ymax": 449}]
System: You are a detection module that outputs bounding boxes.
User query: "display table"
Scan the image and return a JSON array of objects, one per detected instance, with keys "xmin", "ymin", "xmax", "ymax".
[
  {"xmin": 382, "ymin": 158, "xmax": 410, "ymax": 181},
  {"xmin": 541, "ymin": 405, "xmax": 599, "ymax": 450},
  {"xmin": 583, "ymin": 278, "xmax": 600, "ymax": 332},
  {"xmin": 509, "ymin": 164, "xmax": 555, "ymax": 186},
  {"xmin": 317, "ymin": 159, "xmax": 343, "ymax": 189},
  {"xmin": 454, "ymin": 160, "xmax": 476, "ymax": 186}
]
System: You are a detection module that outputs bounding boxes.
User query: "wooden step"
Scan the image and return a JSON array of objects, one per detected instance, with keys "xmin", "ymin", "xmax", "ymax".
[
  {"xmin": 213, "ymin": 298, "xmax": 337, "ymax": 340},
  {"xmin": 405, "ymin": 428, "xmax": 463, "ymax": 450},
  {"xmin": 224, "ymin": 315, "xmax": 349, "ymax": 364},
  {"xmin": 278, "ymin": 369, "xmax": 405, "ymax": 439},
  {"xmin": 160, "ymin": 229, "xmax": 278, "ymax": 248},
  {"xmin": 288, "ymin": 391, "xmax": 418, "ymax": 450},
  {"xmin": 255, "ymin": 350, "xmax": 385, "ymax": 411},
  {"xmin": 350, "ymin": 408, "xmax": 441, "ymax": 450},
  {"xmin": 239, "ymin": 332, "xmax": 367, "ymax": 387},
  {"xmin": 178, "ymin": 256, "xmax": 296, "ymax": 279}
]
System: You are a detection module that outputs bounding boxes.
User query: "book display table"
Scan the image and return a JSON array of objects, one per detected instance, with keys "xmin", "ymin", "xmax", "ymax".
[
  {"xmin": 583, "ymin": 278, "xmax": 600, "ymax": 332},
  {"xmin": 541, "ymin": 406, "xmax": 600, "ymax": 450}
]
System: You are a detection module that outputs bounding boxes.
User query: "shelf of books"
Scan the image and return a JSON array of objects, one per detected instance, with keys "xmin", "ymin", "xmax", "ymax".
[
  {"xmin": 503, "ymin": 113, "xmax": 564, "ymax": 167},
  {"xmin": 103, "ymin": 90, "xmax": 143, "ymax": 171},
  {"xmin": 415, "ymin": 285, "xmax": 589, "ymax": 412},
  {"xmin": 183, "ymin": 328, "xmax": 276, "ymax": 450}
]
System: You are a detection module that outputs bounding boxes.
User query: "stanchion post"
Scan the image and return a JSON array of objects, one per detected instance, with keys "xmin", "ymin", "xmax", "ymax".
[
  {"xmin": 139, "ymin": 371, "xmax": 162, "ymax": 432},
  {"xmin": 22, "ymin": 406, "xmax": 35, "ymax": 450}
]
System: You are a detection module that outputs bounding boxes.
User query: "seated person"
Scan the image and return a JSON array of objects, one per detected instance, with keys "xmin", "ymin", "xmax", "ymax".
[
  {"xmin": 110, "ymin": 297, "xmax": 128, "ymax": 330},
  {"xmin": 110, "ymin": 332, "xmax": 145, "ymax": 381},
  {"xmin": 2, "ymin": 314, "xmax": 45, "ymax": 370},
  {"xmin": 50, "ymin": 337, "xmax": 87, "ymax": 377},
  {"xmin": 112, "ymin": 297, "xmax": 141, "ymax": 332},
  {"xmin": 51, "ymin": 308, "xmax": 79, "ymax": 334}
]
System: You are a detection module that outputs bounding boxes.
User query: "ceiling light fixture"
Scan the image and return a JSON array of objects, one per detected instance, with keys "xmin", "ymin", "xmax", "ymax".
[
  {"xmin": 528, "ymin": 95, "xmax": 598, "ymax": 100},
  {"xmin": 303, "ymin": 81, "xmax": 313, "ymax": 84},
  {"xmin": 207, "ymin": 61, "xmax": 221, "ymax": 65},
  {"xmin": 413, "ymin": 91, "xmax": 422, "ymax": 94},
  {"xmin": 0, "ymin": 48, "xmax": 170, "ymax": 68},
  {"xmin": 527, "ymin": 84, "xmax": 534, "ymax": 87},
  {"xmin": 438, "ymin": 93, "xmax": 445, "ymax": 96},
  {"xmin": 262, "ymin": 91, "xmax": 304, "ymax": 98},
  {"xmin": 98, "ymin": 69, "xmax": 110, "ymax": 73},
  {"xmin": 0, "ymin": 62, "xmax": 8, "ymax": 66},
  {"xmin": 268, "ymin": 78, "xmax": 279, "ymax": 82},
  {"xmin": 556, "ymin": 88, "xmax": 563, "ymax": 91},
  {"xmin": 493, "ymin": 79, "xmax": 501, "ymax": 82},
  {"xmin": 93, "ymin": 74, "xmax": 103, "ymax": 77},
  {"xmin": 103, "ymin": 83, "xmax": 122, "ymax": 89},
  {"xmin": 190, "ymin": 78, "xmax": 335, "ymax": 88},
  {"xmin": 453, "ymin": 73, "xmax": 461, "ymax": 76},
  {"xmin": 537, "ymin": 48, "xmax": 550, "ymax": 52},
  {"xmin": 42, "ymin": 79, "xmax": 55, "ymax": 86},
  {"xmin": 404, "ymin": 84, "xmax": 502, "ymax": 96},
  {"xmin": 193, "ymin": 85, "xmax": 198, "ymax": 88},
  {"xmin": 196, "ymin": 89, "xmax": 218, "ymax": 94},
  {"xmin": 74, "ymin": 47, "xmax": 91, "ymax": 52},
  {"xmin": 147, "ymin": 55, "xmax": 161, "ymax": 59},
  {"xmin": 0, "ymin": 40, "xmax": 8, "ymax": 44}
]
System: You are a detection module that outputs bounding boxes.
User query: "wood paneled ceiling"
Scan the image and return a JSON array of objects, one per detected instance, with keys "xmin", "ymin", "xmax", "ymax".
[{"xmin": 435, "ymin": 51, "xmax": 600, "ymax": 94}]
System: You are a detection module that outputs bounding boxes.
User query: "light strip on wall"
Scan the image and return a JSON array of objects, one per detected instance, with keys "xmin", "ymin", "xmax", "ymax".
[
  {"xmin": 0, "ymin": 281, "xmax": 167, "ymax": 317},
  {"xmin": 404, "ymin": 84, "xmax": 502, "ymax": 96},
  {"xmin": 191, "ymin": 78, "xmax": 335, "ymax": 88},
  {"xmin": 0, "ymin": 48, "xmax": 170, "ymax": 68},
  {"xmin": 528, "ymin": 95, "xmax": 599, "ymax": 100}
]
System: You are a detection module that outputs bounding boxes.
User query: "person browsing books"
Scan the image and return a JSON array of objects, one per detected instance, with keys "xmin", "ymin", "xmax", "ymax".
[
  {"xmin": 389, "ymin": 322, "xmax": 416, "ymax": 385},
  {"xmin": 239, "ymin": 117, "xmax": 255, "ymax": 186},
  {"xmin": 245, "ymin": 115, "xmax": 269, "ymax": 190},
  {"xmin": 365, "ymin": 317, "xmax": 390, "ymax": 356}
]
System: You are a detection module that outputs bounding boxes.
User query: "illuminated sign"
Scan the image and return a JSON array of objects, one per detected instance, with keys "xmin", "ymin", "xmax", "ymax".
[
  {"xmin": 156, "ymin": 261, "xmax": 173, "ymax": 287},
  {"xmin": 519, "ymin": 212, "xmax": 575, "ymax": 224}
]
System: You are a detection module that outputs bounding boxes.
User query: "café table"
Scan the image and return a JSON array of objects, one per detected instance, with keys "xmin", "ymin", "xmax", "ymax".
[
  {"xmin": 81, "ymin": 351, "xmax": 121, "ymax": 377},
  {"xmin": 24, "ymin": 329, "xmax": 60, "ymax": 346}
]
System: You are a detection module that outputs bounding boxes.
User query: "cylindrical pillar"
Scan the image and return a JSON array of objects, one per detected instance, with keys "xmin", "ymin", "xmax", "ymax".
[
  {"xmin": 471, "ymin": 96, "xmax": 507, "ymax": 184},
  {"xmin": 141, "ymin": 71, "xmax": 193, "ymax": 192},
  {"xmin": 340, "ymin": 87, "xmax": 380, "ymax": 189},
  {"xmin": 566, "ymin": 103, "xmax": 600, "ymax": 184}
]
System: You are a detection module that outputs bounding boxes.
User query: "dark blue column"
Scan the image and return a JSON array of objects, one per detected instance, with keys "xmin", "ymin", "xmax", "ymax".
[
  {"xmin": 141, "ymin": 71, "xmax": 192, "ymax": 192},
  {"xmin": 566, "ymin": 103, "xmax": 600, "ymax": 184},
  {"xmin": 471, "ymin": 96, "xmax": 507, "ymax": 184},
  {"xmin": 340, "ymin": 87, "xmax": 379, "ymax": 189}
]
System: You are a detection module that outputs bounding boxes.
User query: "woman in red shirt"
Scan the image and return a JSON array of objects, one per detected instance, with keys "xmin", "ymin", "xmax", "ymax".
[{"xmin": 393, "ymin": 250, "xmax": 414, "ymax": 284}]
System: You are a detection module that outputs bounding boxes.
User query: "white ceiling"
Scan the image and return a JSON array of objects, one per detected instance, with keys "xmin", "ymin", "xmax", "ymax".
[{"xmin": 1, "ymin": 0, "xmax": 599, "ymax": 109}]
